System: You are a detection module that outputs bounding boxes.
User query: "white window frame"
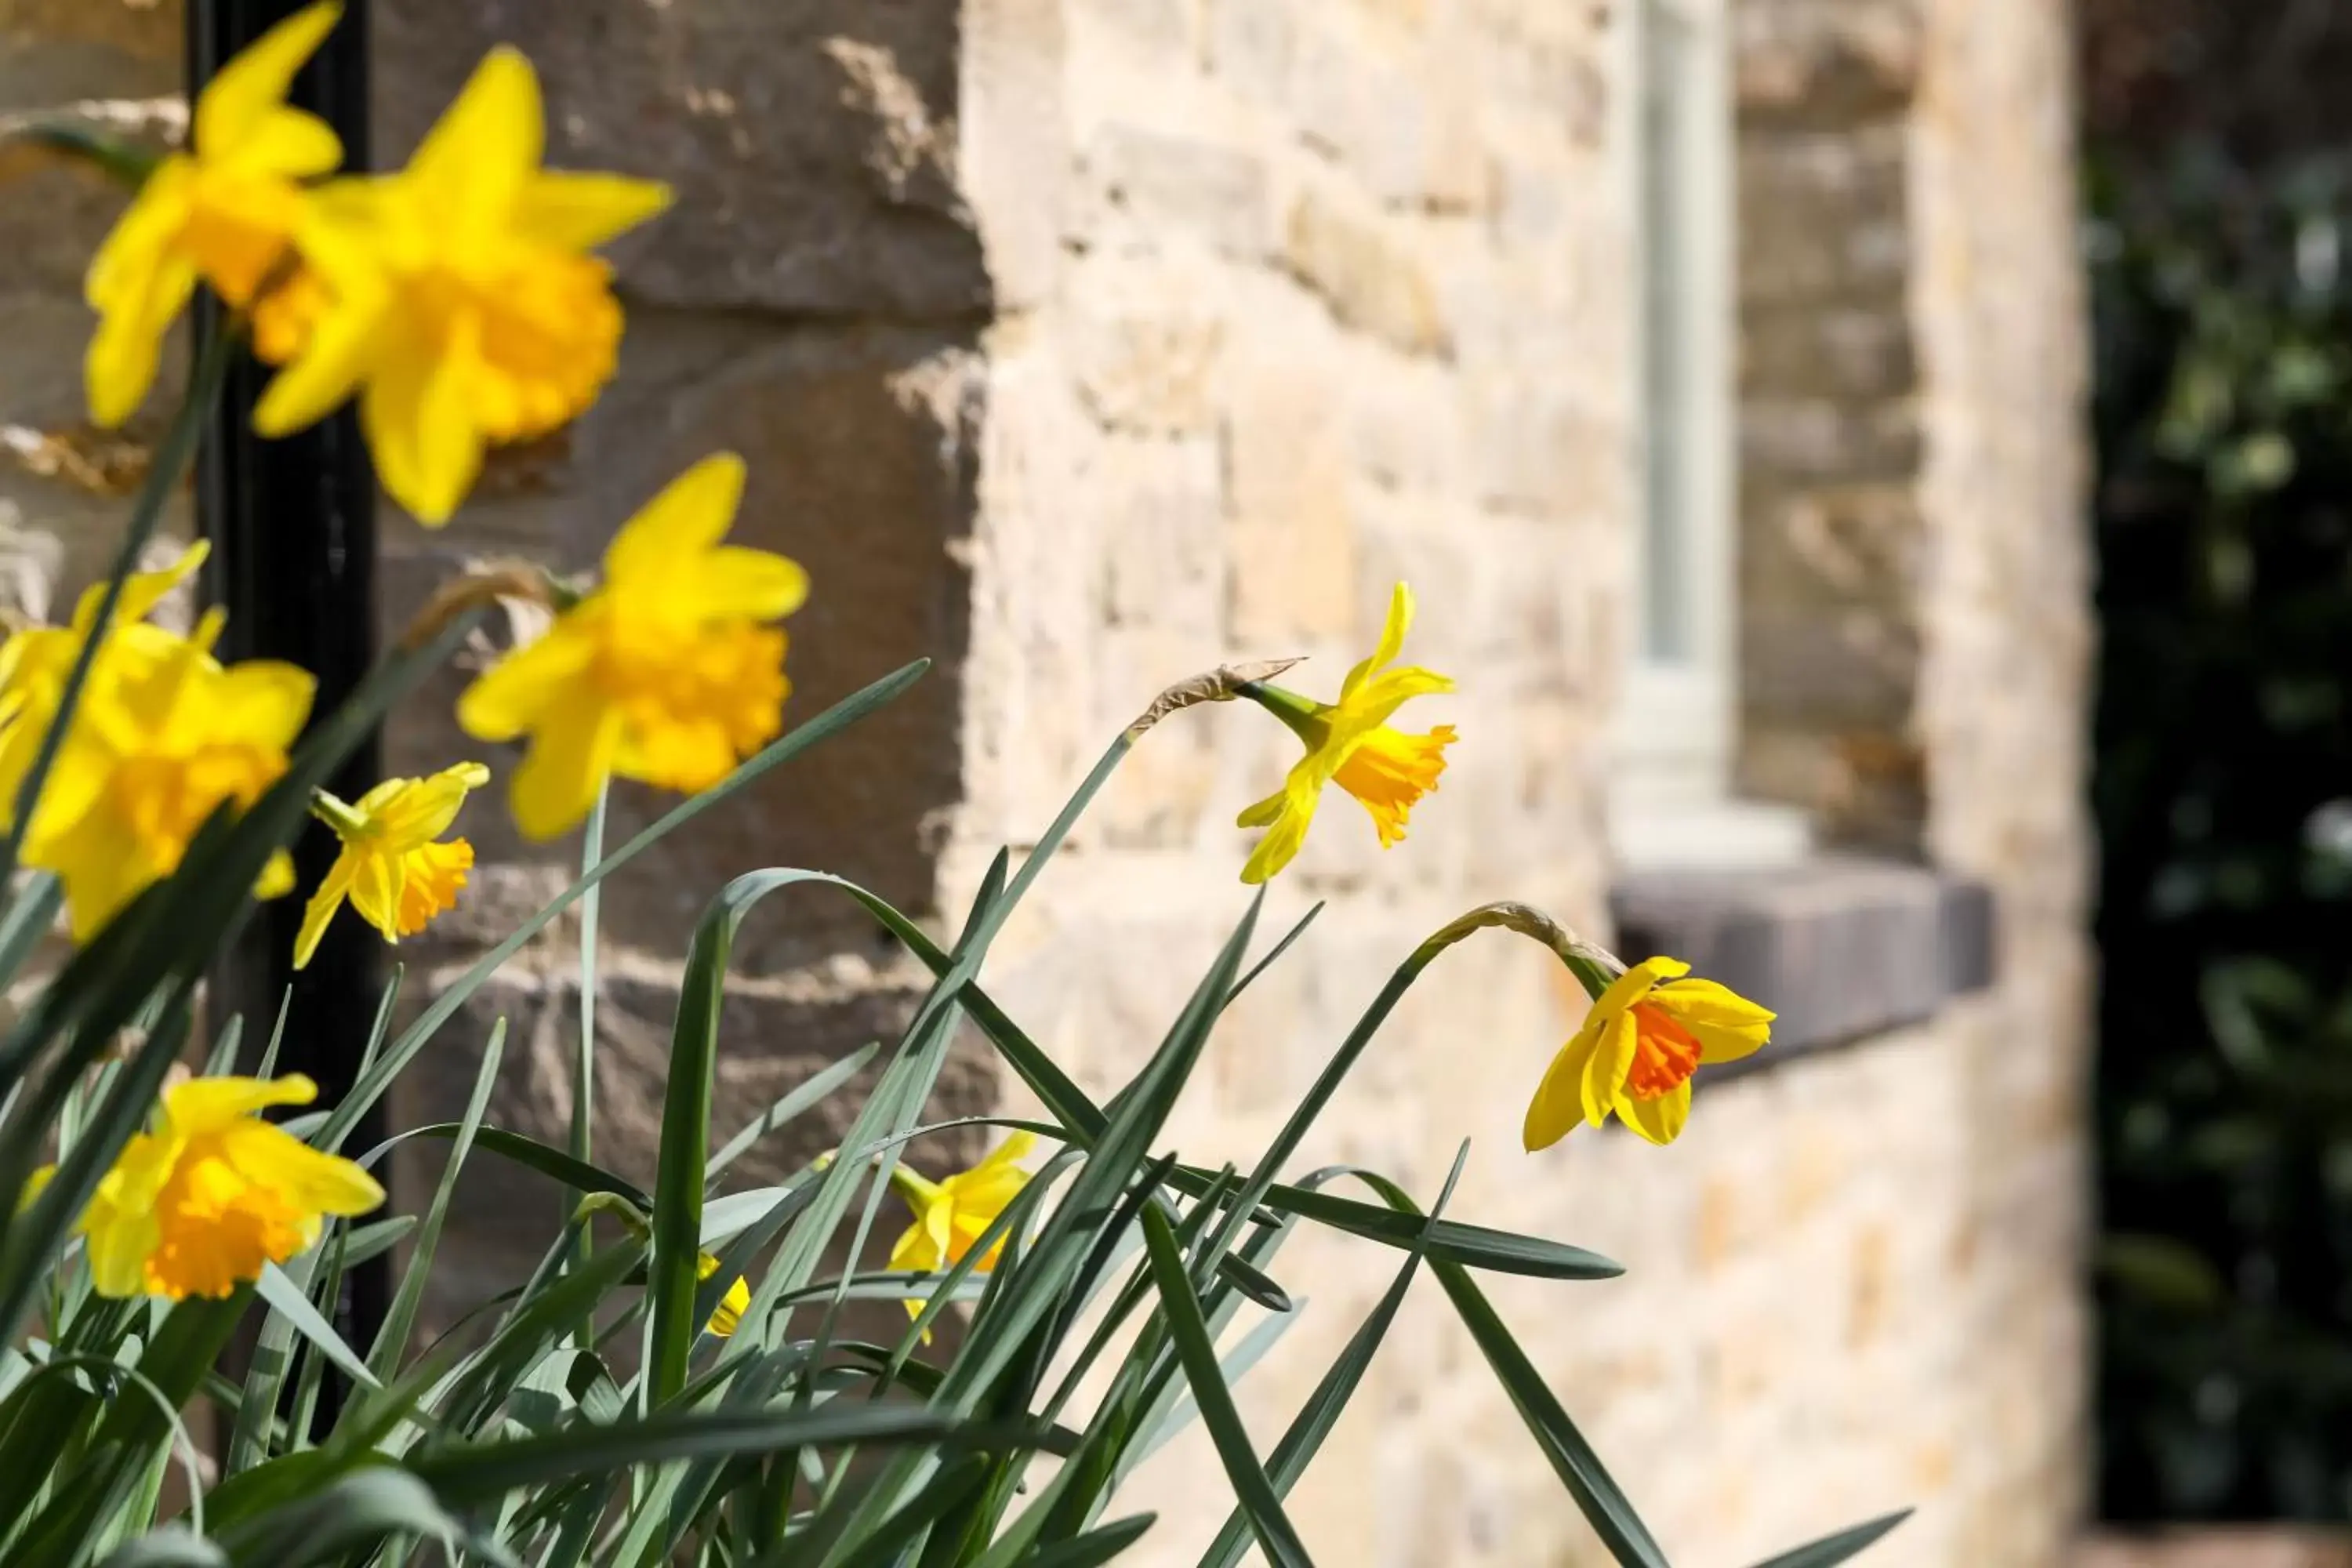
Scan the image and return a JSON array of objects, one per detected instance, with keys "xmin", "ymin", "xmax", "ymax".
[{"xmin": 1610, "ymin": 0, "xmax": 1809, "ymax": 869}]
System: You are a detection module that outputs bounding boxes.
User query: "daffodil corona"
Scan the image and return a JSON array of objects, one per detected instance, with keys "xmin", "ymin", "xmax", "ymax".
[
  {"xmin": 72, "ymin": 1074, "xmax": 384, "ymax": 1300},
  {"xmin": 1236, "ymin": 582, "xmax": 1457, "ymax": 883},
  {"xmin": 888, "ymin": 1133, "xmax": 1036, "ymax": 1316},
  {"xmin": 84, "ymin": 2, "xmax": 347, "ymax": 426},
  {"xmin": 294, "ymin": 761, "xmax": 490, "ymax": 968},
  {"xmin": 1523, "ymin": 958, "xmax": 1775, "ymax": 1149},
  {"xmin": 251, "ymin": 46, "xmax": 671, "ymax": 524},
  {"xmin": 456, "ymin": 452, "xmax": 809, "ymax": 840}
]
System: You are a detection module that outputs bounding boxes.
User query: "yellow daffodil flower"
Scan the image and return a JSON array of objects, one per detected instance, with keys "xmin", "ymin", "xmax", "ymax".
[
  {"xmin": 455, "ymin": 452, "xmax": 809, "ymax": 840},
  {"xmin": 1523, "ymin": 957, "xmax": 1775, "ymax": 1149},
  {"xmin": 250, "ymin": 46, "xmax": 671, "ymax": 524},
  {"xmin": 696, "ymin": 1251, "xmax": 753, "ymax": 1338},
  {"xmin": 71, "ymin": 1073, "xmax": 384, "ymax": 1300},
  {"xmin": 1236, "ymin": 582, "xmax": 1457, "ymax": 883},
  {"xmin": 888, "ymin": 1133, "xmax": 1036, "ymax": 1317},
  {"xmin": 84, "ymin": 2, "xmax": 346, "ymax": 426},
  {"xmin": 2, "ymin": 603, "xmax": 312, "ymax": 940},
  {"xmin": 0, "ymin": 540, "xmax": 212, "ymax": 808},
  {"xmin": 293, "ymin": 761, "xmax": 490, "ymax": 969}
]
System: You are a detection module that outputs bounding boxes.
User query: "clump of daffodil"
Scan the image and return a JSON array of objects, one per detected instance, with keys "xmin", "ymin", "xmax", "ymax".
[
  {"xmin": 888, "ymin": 1133, "xmax": 1036, "ymax": 1317},
  {"xmin": 0, "ymin": 553, "xmax": 313, "ymax": 940},
  {"xmin": 293, "ymin": 761, "xmax": 490, "ymax": 969},
  {"xmin": 249, "ymin": 45, "xmax": 671, "ymax": 524},
  {"xmin": 698, "ymin": 1252, "xmax": 753, "ymax": 1338},
  {"xmin": 1523, "ymin": 958, "xmax": 1775, "ymax": 1149},
  {"xmin": 64, "ymin": 1074, "xmax": 384, "ymax": 1300},
  {"xmin": 456, "ymin": 452, "xmax": 809, "ymax": 840},
  {"xmin": 84, "ymin": 2, "xmax": 347, "ymax": 426},
  {"xmin": 1236, "ymin": 582, "xmax": 1457, "ymax": 884}
]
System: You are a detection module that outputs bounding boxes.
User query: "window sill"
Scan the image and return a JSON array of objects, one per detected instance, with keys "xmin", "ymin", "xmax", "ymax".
[{"xmin": 1610, "ymin": 855, "xmax": 1996, "ymax": 1077}]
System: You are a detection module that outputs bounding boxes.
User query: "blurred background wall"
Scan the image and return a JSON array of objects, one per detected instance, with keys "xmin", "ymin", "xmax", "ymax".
[{"xmin": 0, "ymin": 0, "xmax": 2105, "ymax": 1562}]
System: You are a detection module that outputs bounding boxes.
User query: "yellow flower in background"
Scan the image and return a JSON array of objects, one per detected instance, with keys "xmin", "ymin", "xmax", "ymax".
[
  {"xmin": 250, "ymin": 46, "xmax": 671, "ymax": 524},
  {"xmin": 2, "ymin": 604, "xmax": 313, "ymax": 940},
  {"xmin": 696, "ymin": 1251, "xmax": 753, "ymax": 1338},
  {"xmin": 1236, "ymin": 583, "xmax": 1457, "ymax": 884},
  {"xmin": 455, "ymin": 453, "xmax": 808, "ymax": 840},
  {"xmin": 1522, "ymin": 958, "xmax": 1775, "ymax": 1149},
  {"xmin": 74, "ymin": 1073, "xmax": 384, "ymax": 1300},
  {"xmin": 0, "ymin": 541, "xmax": 211, "ymax": 803},
  {"xmin": 888, "ymin": 1133, "xmax": 1036, "ymax": 1317},
  {"xmin": 292, "ymin": 761, "xmax": 490, "ymax": 969},
  {"xmin": 84, "ymin": 2, "xmax": 345, "ymax": 426}
]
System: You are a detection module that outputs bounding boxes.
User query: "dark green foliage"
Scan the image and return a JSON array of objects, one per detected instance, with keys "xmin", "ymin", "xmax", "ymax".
[{"xmin": 2092, "ymin": 148, "xmax": 2352, "ymax": 1519}]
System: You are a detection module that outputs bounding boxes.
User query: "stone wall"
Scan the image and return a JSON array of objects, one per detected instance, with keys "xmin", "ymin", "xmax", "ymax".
[{"xmin": 0, "ymin": 0, "xmax": 2096, "ymax": 1563}]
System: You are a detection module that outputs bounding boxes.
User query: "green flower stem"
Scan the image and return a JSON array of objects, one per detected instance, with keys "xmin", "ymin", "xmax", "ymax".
[
  {"xmin": 1237, "ymin": 681, "xmax": 1328, "ymax": 746},
  {"xmin": 307, "ymin": 789, "xmax": 368, "ymax": 838}
]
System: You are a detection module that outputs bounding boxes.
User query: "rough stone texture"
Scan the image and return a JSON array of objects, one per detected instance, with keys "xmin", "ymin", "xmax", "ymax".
[{"xmin": 0, "ymin": 0, "xmax": 2093, "ymax": 1561}]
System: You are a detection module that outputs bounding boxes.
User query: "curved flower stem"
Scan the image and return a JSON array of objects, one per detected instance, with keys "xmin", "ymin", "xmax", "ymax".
[
  {"xmin": 0, "ymin": 321, "xmax": 241, "ymax": 887},
  {"xmin": 392, "ymin": 559, "xmax": 558, "ymax": 652},
  {"xmin": 1124, "ymin": 657, "xmax": 1305, "ymax": 740},
  {"xmin": 1192, "ymin": 900, "xmax": 1628, "ymax": 1272}
]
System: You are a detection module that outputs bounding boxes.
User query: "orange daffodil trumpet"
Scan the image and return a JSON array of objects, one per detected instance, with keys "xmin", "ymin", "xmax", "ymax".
[
  {"xmin": 84, "ymin": 2, "xmax": 346, "ymax": 426},
  {"xmin": 66, "ymin": 1074, "xmax": 384, "ymax": 1300},
  {"xmin": 887, "ymin": 1133, "xmax": 1036, "ymax": 1316},
  {"xmin": 456, "ymin": 452, "xmax": 810, "ymax": 840},
  {"xmin": 293, "ymin": 762, "xmax": 491, "ymax": 968},
  {"xmin": 1235, "ymin": 583, "xmax": 1456, "ymax": 883},
  {"xmin": 250, "ymin": 46, "xmax": 671, "ymax": 524},
  {"xmin": 1523, "ymin": 957, "xmax": 1777, "ymax": 1149}
]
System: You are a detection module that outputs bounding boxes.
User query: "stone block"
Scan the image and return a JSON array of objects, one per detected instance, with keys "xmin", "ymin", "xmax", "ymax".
[
  {"xmin": 1075, "ymin": 123, "xmax": 1272, "ymax": 259},
  {"xmin": 1281, "ymin": 187, "xmax": 1449, "ymax": 357},
  {"xmin": 1221, "ymin": 349, "xmax": 1360, "ymax": 644},
  {"xmin": 1095, "ymin": 432, "xmax": 1225, "ymax": 633},
  {"xmin": 374, "ymin": 0, "xmax": 984, "ymax": 317},
  {"xmin": 1067, "ymin": 270, "xmax": 1228, "ymax": 434}
]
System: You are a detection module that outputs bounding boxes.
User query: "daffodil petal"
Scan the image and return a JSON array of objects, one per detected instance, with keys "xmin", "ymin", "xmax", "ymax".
[
  {"xmin": 514, "ymin": 171, "xmax": 673, "ymax": 249},
  {"xmin": 226, "ymin": 107, "xmax": 343, "ymax": 179},
  {"xmin": 690, "ymin": 548, "xmax": 810, "ymax": 622},
  {"xmin": 603, "ymin": 453, "xmax": 748, "ymax": 589},
  {"xmin": 1581, "ymin": 1008, "xmax": 1639, "ymax": 1129},
  {"xmin": 365, "ymin": 760, "xmax": 491, "ymax": 845},
  {"xmin": 510, "ymin": 687, "xmax": 623, "ymax": 842},
  {"xmin": 292, "ymin": 854, "xmax": 356, "ymax": 971},
  {"xmin": 347, "ymin": 845, "xmax": 404, "ymax": 940},
  {"xmin": 408, "ymin": 47, "xmax": 544, "ymax": 229},
  {"xmin": 1339, "ymin": 581, "xmax": 1415, "ymax": 700},
  {"xmin": 1615, "ymin": 1080, "xmax": 1692, "ymax": 1146},
  {"xmin": 220, "ymin": 1120, "xmax": 385, "ymax": 1215},
  {"xmin": 1239, "ymin": 781, "xmax": 1319, "ymax": 884},
  {"xmin": 457, "ymin": 629, "xmax": 594, "ymax": 743},
  {"xmin": 165, "ymin": 1074, "xmax": 318, "ymax": 1136},
  {"xmin": 1523, "ymin": 1027, "xmax": 1599, "ymax": 1151},
  {"xmin": 194, "ymin": 2, "xmax": 342, "ymax": 155}
]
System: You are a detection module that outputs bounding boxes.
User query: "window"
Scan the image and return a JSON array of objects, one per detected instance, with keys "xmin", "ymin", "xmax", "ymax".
[{"xmin": 1611, "ymin": 0, "xmax": 1809, "ymax": 868}]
